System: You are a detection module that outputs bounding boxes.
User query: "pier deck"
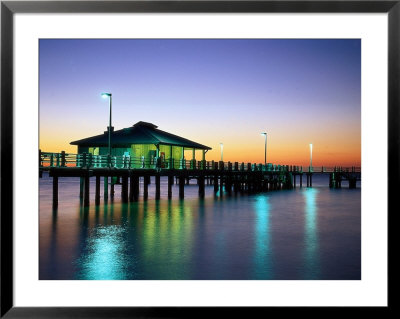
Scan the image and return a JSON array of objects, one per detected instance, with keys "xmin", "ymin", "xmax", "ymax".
[{"xmin": 39, "ymin": 150, "xmax": 361, "ymax": 207}]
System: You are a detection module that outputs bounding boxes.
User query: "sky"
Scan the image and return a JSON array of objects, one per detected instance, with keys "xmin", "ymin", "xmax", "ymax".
[{"xmin": 39, "ymin": 39, "xmax": 361, "ymax": 167}]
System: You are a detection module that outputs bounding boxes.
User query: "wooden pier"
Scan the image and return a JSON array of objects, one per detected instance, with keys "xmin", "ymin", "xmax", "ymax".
[{"xmin": 39, "ymin": 150, "xmax": 361, "ymax": 208}]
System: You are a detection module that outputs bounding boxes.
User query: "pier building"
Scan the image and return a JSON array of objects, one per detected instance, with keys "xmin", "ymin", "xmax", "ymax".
[{"xmin": 70, "ymin": 121, "xmax": 211, "ymax": 168}]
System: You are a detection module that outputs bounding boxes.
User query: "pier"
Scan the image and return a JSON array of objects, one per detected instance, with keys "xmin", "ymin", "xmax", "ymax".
[{"xmin": 39, "ymin": 150, "xmax": 361, "ymax": 208}]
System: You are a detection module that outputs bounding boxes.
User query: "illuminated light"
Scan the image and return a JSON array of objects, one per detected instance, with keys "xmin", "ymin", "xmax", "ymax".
[
  {"xmin": 261, "ymin": 132, "xmax": 267, "ymax": 166},
  {"xmin": 101, "ymin": 92, "xmax": 111, "ymax": 98}
]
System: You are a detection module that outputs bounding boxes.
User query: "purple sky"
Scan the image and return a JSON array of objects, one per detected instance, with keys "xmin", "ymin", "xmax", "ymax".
[{"xmin": 39, "ymin": 39, "xmax": 361, "ymax": 165}]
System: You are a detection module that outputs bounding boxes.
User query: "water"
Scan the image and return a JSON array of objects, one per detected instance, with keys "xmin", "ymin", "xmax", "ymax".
[{"xmin": 39, "ymin": 173, "xmax": 361, "ymax": 280}]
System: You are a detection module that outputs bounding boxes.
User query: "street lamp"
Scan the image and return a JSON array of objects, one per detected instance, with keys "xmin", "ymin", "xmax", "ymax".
[
  {"xmin": 261, "ymin": 132, "xmax": 267, "ymax": 167},
  {"xmin": 309, "ymin": 143, "xmax": 313, "ymax": 171},
  {"xmin": 220, "ymin": 143, "xmax": 223, "ymax": 161},
  {"xmin": 101, "ymin": 92, "xmax": 112, "ymax": 157}
]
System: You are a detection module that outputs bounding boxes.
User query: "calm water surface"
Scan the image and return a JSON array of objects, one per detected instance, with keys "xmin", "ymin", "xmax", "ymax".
[{"xmin": 39, "ymin": 173, "xmax": 361, "ymax": 280}]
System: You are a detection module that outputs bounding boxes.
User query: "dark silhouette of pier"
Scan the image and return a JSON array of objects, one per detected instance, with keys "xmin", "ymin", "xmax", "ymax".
[{"xmin": 39, "ymin": 150, "xmax": 361, "ymax": 208}]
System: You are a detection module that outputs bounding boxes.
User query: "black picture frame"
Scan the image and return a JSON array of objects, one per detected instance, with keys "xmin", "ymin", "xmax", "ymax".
[{"xmin": 1, "ymin": 0, "xmax": 396, "ymax": 317}]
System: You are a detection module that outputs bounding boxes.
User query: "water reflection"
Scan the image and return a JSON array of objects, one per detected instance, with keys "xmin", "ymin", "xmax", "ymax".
[
  {"xmin": 39, "ymin": 175, "xmax": 360, "ymax": 280},
  {"xmin": 71, "ymin": 200, "xmax": 197, "ymax": 279},
  {"xmin": 141, "ymin": 200, "xmax": 194, "ymax": 279},
  {"xmin": 76, "ymin": 224, "xmax": 129, "ymax": 280},
  {"xmin": 302, "ymin": 188, "xmax": 320, "ymax": 279},
  {"xmin": 253, "ymin": 195, "xmax": 273, "ymax": 279},
  {"xmin": 46, "ymin": 209, "xmax": 59, "ymax": 275}
]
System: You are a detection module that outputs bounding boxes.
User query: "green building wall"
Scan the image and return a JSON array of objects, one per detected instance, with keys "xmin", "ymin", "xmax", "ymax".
[{"xmin": 79, "ymin": 144, "xmax": 197, "ymax": 168}]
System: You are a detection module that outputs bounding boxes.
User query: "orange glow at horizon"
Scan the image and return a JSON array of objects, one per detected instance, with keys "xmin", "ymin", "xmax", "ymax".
[{"xmin": 40, "ymin": 123, "xmax": 361, "ymax": 168}]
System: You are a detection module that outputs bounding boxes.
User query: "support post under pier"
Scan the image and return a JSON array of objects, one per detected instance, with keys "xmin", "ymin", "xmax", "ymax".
[
  {"xmin": 198, "ymin": 176, "xmax": 205, "ymax": 198},
  {"xmin": 179, "ymin": 176, "xmax": 185, "ymax": 199},
  {"xmin": 121, "ymin": 176, "xmax": 128, "ymax": 203},
  {"xmin": 104, "ymin": 176, "xmax": 108, "ymax": 199},
  {"xmin": 53, "ymin": 176, "xmax": 58, "ymax": 209},
  {"xmin": 214, "ymin": 176, "xmax": 219, "ymax": 193},
  {"xmin": 168, "ymin": 176, "xmax": 173, "ymax": 199},
  {"xmin": 95, "ymin": 176, "xmax": 100, "ymax": 205},
  {"xmin": 155, "ymin": 175, "xmax": 160, "ymax": 200},
  {"xmin": 84, "ymin": 174, "xmax": 90, "ymax": 207},
  {"xmin": 143, "ymin": 176, "xmax": 149, "ymax": 200},
  {"xmin": 79, "ymin": 177, "xmax": 84, "ymax": 199}
]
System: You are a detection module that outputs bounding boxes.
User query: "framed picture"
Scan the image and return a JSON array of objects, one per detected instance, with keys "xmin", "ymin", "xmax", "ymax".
[{"xmin": 1, "ymin": 0, "xmax": 395, "ymax": 317}]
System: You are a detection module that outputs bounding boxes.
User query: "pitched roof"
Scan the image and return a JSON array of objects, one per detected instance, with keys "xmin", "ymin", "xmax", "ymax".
[{"xmin": 70, "ymin": 121, "xmax": 212, "ymax": 150}]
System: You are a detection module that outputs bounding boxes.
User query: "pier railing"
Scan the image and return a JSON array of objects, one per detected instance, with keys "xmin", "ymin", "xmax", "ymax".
[{"xmin": 39, "ymin": 151, "xmax": 361, "ymax": 173}]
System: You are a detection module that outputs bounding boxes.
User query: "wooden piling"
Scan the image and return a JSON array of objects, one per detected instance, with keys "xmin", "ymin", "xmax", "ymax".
[
  {"xmin": 155, "ymin": 174, "xmax": 161, "ymax": 200},
  {"xmin": 79, "ymin": 177, "xmax": 84, "ymax": 199},
  {"xmin": 226, "ymin": 176, "xmax": 232, "ymax": 195},
  {"xmin": 198, "ymin": 176, "xmax": 205, "ymax": 198},
  {"xmin": 179, "ymin": 176, "xmax": 185, "ymax": 199},
  {"xmin": 95, "ymin": 175, "xmax": 100, "ymax": 204},
  {"xmin": 129, "ymin": 175, "xmax": 134, "ymax": 202},
  {"xmin": 168, "ymin": 175, "xmax": 173, "ymax": 199},
  {"xmin": 349, "ymin": 177, "xmax": 357, "ymax": 189},
  {"xmin": 143, "ymin": 176, "xmax": 149, "ymax": 200},
  {"xmin": 285, "ymin": 172, "xmax": 293, "ymax": 189},
  {"xmin": 110, "ymin": 177, "xmax": 115, "ymax": 198},
  {"xmin": 53, "ymin": 176, "xmax": 58, "ymax": 208},
  {"xmin": 233, "ymin": 178, "xmax": 239, "ymax": 193},
  {"xmin": 104, "ymin": 176, "xmax": 108, "ymax": 199},
  {"xmin": 214, "ymin": 175, "xmax": 219, "ymax": 192},
  {"xmin": 39, "ymin": 149, "xmax": 42, "ymax": 167},
  {"xmin": 134, "ymin": 176, "xmax": 139, "ymax": 201},
  {"xmin": 84, "ymin": 174, "xmax": 90, "ymax": 206},
  {"xmin": 121, "ymin": 175, "xmax": 128, "ymax": 202}
]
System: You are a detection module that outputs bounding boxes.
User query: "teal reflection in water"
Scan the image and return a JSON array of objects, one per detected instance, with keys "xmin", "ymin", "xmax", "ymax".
[
  {"xmin": 253, "ymin": 195, "xmax": 273, "ymax": 279},
  {"xmin": 40, "ymin": 174, "xmax": 361, "ymax": 280},
  {"xmin": 303, "ymin": 188, "xmax": 320, "ymax": 279},
  {"xmin": 76, "ymin": 224, "xmax": 129, "ymax": 280}
]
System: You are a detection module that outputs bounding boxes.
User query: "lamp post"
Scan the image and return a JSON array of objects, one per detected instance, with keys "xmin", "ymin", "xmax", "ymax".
[
  {"xmin": 101, "ymin": 92, "xmax": 112, "ymax": 157},
  {"xmin": 220, "ymin": 143, "xmax": 223, "ymax": 161},
  {"xmin": 261, "ymin": 132, "xmax": 267, "ymax": 167},
  {"xmin": 309, "ymin": 143, "xmax": 313, "ymax": 171}
]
